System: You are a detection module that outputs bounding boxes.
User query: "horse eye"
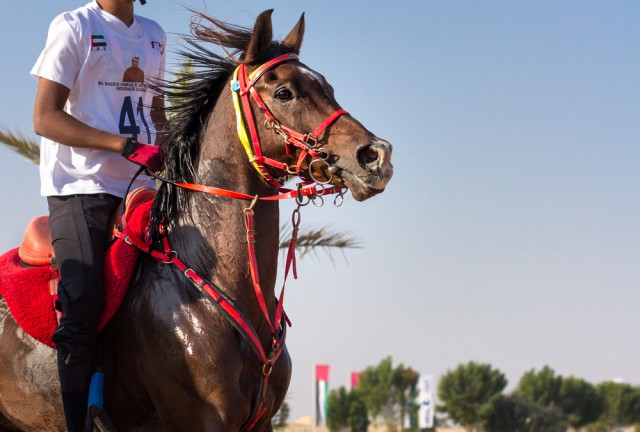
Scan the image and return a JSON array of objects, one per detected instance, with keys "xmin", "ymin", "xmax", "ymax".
[{"xmin": 275, "ymin": 88, "xmax": 294, "ymax": 101}]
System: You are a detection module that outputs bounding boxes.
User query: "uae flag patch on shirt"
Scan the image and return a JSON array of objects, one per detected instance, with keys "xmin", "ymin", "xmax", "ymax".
[{"xmin": 91, "ymin": 34, "xmax": 107, "ymax": 51}]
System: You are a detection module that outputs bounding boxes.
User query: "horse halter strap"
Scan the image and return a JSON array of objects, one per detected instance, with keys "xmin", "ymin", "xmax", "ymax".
[{"xmin": 231, "ymin": 53, "xmax": 347, "ymax": 187}]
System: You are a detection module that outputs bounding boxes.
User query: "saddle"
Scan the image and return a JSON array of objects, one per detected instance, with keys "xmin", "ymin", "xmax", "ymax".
[
  {"xmin": 0, "ymin": 187, "xmax": 156, "ymax": 348},
  {"xmin": 19, "ymin": 187, "xmax": 156, "ymax": 267}
]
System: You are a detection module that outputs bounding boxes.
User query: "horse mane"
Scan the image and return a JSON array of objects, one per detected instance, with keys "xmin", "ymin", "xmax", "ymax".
[{"xmin": 150, "ymin": 11, "xmax": 290, "ymax": 240}]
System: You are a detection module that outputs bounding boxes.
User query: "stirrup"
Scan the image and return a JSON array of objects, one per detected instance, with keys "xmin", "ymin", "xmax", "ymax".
[
  {"xmin": 84, "ymin": 371, "xmax": 118, "ymax": 432},
  {"xmin": 86, "ymin": 406, "xmax": 118, "ymax": 432}
]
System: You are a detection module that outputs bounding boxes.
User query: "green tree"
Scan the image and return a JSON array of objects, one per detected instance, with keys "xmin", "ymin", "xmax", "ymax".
[
  {"xmin": 348, "ymin": 397, "xmax": 369, "ymax": 432},
  {"xmin": 327, "ymin": 386, "xmax": 369, "ymax": 432},
  {"xmin": 515, "ymin": 365, "xmax": 562, "ymax": 408},
  {"xmin": 394, "ymin": 367, "xmax": 419, "ymax": 430},
  {"xmin": 356, "ymin": 356, "xmax": 418, "ymax": 431},
  {"xmin": 272, "ymin": 400, "xmax": 290, "ymax": 430},
  {"xmin": 437, "ymin": 361, "xmax": 507, "ymax": 432},
  {"xmin": 594, "ymin": 381, "xmax": 640, "ymax": 431},
  {"xmin": 483, "ymin": 394, "xmax": 566, "ymax": 432},
  {"xmin": 558, "ymin": 376, "xmax": 603, "ymax": 429},
  {"xmin": 516, "ymin": 366, "xmax": 605, "ymax": 429},
  {"xmin": 328, "ymin": 387, "xmax": 352, "ymax": 432}
]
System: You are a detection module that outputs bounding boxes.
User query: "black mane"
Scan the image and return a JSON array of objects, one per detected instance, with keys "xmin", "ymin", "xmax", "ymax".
[{"xmin": 150, "ymin": 12, "xmax": 288, "ymax": 240}]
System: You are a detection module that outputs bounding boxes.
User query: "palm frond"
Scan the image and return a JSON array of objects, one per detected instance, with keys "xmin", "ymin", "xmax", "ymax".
[
  {"xmin": 279, "ymin": 224, "xmax": 362, "ymax": 263},
  {"xmin": 0, "ymin": 129, "xmax": 39, "ymax": 165}
]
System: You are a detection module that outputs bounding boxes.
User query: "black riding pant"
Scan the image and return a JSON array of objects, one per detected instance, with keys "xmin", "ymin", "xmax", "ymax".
[{"xmin": 48, "ymin": 193, "xmax": 121, "ymax": 394}]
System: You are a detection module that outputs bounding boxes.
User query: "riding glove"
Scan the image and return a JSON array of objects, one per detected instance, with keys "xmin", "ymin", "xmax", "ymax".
[{"xmin": 121, "ymin": 137, "xmax": 164, "ymax": 172}]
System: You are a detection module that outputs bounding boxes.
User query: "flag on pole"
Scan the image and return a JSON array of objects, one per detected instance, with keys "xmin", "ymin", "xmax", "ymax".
[
  {"xmin": 350, "ymin": 371, "xmax": 360, "ymax": 389},
  {"xmin": 315, "ymin": 364, "xmax": 330, "ymax": 426}
]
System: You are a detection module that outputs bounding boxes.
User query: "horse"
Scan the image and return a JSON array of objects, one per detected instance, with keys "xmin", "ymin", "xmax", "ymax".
[{"xmin": 0, "ymin": 9, "xmax": 393, "ymax": 431}]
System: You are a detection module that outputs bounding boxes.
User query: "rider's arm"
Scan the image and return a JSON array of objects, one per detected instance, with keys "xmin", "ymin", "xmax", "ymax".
[{"xmin": 33, "ymin": 77, "xmax": 127, "ymax": 152}]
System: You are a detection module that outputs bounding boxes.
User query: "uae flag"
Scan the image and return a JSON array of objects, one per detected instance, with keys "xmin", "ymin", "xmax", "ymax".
[
  {"xmin": 350, "ymin": 371, "xmax": 360, "ymax": 389},
  {"xmin": 315, "ymin": 364, "xmax": 330, "ymax": 426}
]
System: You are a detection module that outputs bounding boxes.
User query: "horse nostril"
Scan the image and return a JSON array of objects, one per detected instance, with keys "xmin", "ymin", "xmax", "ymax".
[{"xmin": 359, "ymin": 145, "xmax": 380, "ymax": 165}]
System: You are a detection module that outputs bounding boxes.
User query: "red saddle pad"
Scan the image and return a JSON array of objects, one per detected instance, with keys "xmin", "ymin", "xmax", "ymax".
[{"xmin": 0, "ymin": 199, "xmax": 153, "ymax": 348}]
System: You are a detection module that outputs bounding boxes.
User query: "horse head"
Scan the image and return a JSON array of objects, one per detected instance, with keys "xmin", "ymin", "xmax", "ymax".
[
  {"xmin": 237, "ymin": 10, "xmax": 394, "ymax": 201},
  {"xmin": 153, "ymin": 9, "xmax": 395, "ymax": 237}
]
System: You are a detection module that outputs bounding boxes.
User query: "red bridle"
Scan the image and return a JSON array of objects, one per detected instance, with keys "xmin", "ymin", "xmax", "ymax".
[
  {"xmin": 158, "ymin": 53, "xmax": 348, "ymax": 204},
  {"xmin": 231, "ymin": 53, "xmax": 348, "ymax": 188}
]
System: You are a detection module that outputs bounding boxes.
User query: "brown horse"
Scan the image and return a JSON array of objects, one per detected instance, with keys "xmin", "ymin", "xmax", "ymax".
[{"xmin": 0, "ymin": 9, "xmax": 392, "ymax": 431}]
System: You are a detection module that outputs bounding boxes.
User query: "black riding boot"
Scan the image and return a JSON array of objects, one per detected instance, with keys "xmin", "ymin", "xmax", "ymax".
[
  {"xmin": 57, "ymin": 347, "xmax": 96, "ymax": 432},
  {"xmin": 60, "ymin": 391, "xmax": 89, "ymax": 432}
]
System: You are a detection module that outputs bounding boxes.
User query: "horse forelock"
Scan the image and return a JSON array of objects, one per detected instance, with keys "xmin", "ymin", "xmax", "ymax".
[{"xmin": 150, "ymin": 11, "xmax": 298, "ymax": 240}]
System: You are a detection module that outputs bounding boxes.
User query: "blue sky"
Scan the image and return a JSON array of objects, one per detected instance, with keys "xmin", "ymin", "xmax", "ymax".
[{"xmin": 0, "ymin": 0, "xmax": 638, "ymax": 422}]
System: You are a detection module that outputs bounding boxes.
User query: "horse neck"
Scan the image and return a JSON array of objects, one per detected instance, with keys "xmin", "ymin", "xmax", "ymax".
[{"xmin": 169, "ymin": 92, "xmax": 281, "ymax": 314}]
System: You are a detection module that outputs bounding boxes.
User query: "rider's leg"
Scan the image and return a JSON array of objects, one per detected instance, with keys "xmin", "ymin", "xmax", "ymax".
[{"xmin": 48, "ymin": 194, "xmax": 121, "ymax": 432}]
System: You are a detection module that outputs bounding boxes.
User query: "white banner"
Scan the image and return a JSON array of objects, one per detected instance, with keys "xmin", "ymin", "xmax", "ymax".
[{"xmin": 417, "ymin": 374, "xmax": 435, "ymax": 429}]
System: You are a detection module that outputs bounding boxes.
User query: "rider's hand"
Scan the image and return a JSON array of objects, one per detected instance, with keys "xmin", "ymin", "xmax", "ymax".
[{"xmin": 121, "ymin": 137, "xmax": 164, "ymax": 172}]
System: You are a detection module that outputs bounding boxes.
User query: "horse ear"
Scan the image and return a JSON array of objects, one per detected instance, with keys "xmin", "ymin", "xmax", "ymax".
[
  {"xmin": 245, "ymin": 9, "xmax": 274, "ymax": 63},
  {"xmin": 282, "ymin": 13, "xmax": 305, "ymax": 55}
]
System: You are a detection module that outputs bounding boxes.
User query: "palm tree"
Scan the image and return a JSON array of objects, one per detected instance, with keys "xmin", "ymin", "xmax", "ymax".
[{"xmin": 0, "ymin": 130, "xmax": 39, "ymax": 164}]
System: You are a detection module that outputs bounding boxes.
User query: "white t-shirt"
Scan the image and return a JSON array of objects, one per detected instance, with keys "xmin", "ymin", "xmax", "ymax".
[{"xmin": 31, "ymin": 1, "xmax": 166, "ymax": 197}]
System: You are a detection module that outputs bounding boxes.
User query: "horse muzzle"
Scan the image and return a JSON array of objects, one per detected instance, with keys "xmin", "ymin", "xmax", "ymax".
[{"xmin": 329, "ymin": 137, "xmax": 393, "ymax": 202}]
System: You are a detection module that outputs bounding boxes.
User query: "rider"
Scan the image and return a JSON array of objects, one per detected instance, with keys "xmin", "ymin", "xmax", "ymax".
[{"xmin": 31, "ymin": 0, "xmax": 166, "ymax": 430}]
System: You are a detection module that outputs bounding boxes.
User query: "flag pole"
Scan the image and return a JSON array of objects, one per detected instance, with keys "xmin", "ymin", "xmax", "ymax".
[{"xmin": 312, "ymin": 363, "xmax": 317, "ymax": 432}]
